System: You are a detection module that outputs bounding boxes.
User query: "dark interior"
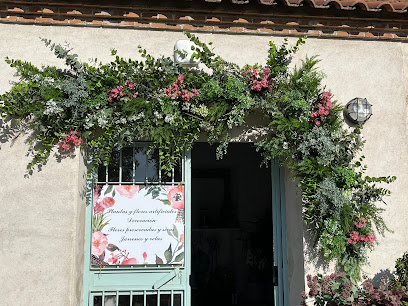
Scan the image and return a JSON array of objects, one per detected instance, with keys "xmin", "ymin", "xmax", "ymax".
[{"xmin": 191, "ymin": 142, "xmax": 274, "ymax": 306}]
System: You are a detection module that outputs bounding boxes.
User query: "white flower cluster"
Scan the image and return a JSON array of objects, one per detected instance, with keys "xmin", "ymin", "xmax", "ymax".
[
  {"xmin": 154, "ymin": 111, "xmax": 163, "ymax": 119},
  {"xmin": 95, "ymin": 109, "xmax": 111, "ymax": 128},
  {"xmin": 164, "ymin": 114, "xmax": 175, "ymax": 123},
  {"xmin": 84, "ymin": 115, "xmax": 94, "ymax": 130},
  {"xmin": 200, "ymin": 121, "xmax": 214, "ymax": 132},
  {"xmin": 44, "ymin": 99, "xmax": 63, "ymax": 115},
  {"xmin": 115, "ymin": 118, "xmax": 127, "ymax": 125},
  {"xmin": 42, "ymin": 77, "xmax": 55, "ymax": 84},
  {"xmin": 192, "ymin": 104, "xmax": 209, "ymax": 117},
  {"xmin": 128, "ymin": 112, "xmax": 145, "ymax": 122}
]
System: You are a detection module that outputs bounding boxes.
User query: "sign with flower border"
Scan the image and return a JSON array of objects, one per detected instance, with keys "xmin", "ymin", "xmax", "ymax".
[{"xmin": 91, "ymin": 184, "xmax": 185, "ymax": 266}]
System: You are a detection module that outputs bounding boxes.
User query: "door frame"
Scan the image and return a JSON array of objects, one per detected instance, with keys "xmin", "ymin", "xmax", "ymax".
[
  {"xmin": 82, "ymin": 147, "xmax": 288, "ymax": 306},
  {"xmin": 272, "ymin": 161, "xmax": 289, "ymax": 306},
  {"xmin": 82, "ymin": 147, "xmax": 192, "ymax": 306}
]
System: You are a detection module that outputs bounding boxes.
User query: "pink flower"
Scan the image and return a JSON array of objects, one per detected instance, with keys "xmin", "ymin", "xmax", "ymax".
[
  {"xmin": 355, "ymin": 217, "xmax": 366, "ymax": 228},
  {"xmin": 92, "ymin": 232, "xmax": 108, "ymax": 256},
  {"xmin": 122, "ymin": 258, "xmax": 138, "ymax": 265},
  {"xmin": 108, "ymin": 253, "xmax": 119, "ymax": 264},
  {"xmin": 245, "ymin": 66, "xmax": 273, "ymax": 91},
  {"xmin": 125, "ymin": 80, "xmax": 134, "ymax": 89},
  {"xmin": 167, "ymin": 185, "xmax": 184, "ymax": 209},
  {"xmin": 164, "ymin": 75, "xmax": 198, "ymax": 103},
  {"xmin": 115, "ymin": 185, "xmax": 139, "ymax": 199},
  {"xmin": 347, "ymin": 231, "xmax": 360, "ymax": 244},
  {"xmin": 143, "ymin": 252, "xmax": 147, "ymax": 260},
  {"xmin": 94, "ymin": 196, "xmax": 115, "ymax": 214},
  {"xmin": 311, "ymin": 92, "xmax": 333, "ymax": 126},
  {"xmin": 58, "ymin": 130, "xmax": 82, "ymax": 151},
  {"xmin": 180, "ymin": 234, "xmax": 184, "ymax": 246}
]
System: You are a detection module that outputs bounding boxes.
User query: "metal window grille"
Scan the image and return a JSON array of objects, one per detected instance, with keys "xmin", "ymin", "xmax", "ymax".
[
  {"xmin": 90, "ymin": 290, "xmax": 183, "ymax": 306},
  {"xmin": 96, "ymin": 144, "xmax": 184, "ymax": 185}
]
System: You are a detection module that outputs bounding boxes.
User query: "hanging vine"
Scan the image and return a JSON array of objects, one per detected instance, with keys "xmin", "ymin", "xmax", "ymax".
[{"xmin": 0, "ymin": 32, "xmax": 395, "ymax": 279}]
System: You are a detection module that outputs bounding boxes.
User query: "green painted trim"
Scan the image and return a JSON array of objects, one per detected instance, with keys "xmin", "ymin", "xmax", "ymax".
[
  {"xmin": 279, "ymin": 166, "xmax": 289, "ymax": 306},
  {"xmin": 272, "ymin": 161, "xmax": 289, "ymax": 306},
  {"xmin": 83, "ymin": 167, "xmax": 95, "ymax": 306},
  {"xmin": 152, "ymin": 268, "xmax": 180, "ymax": 289},
  {"xmin": 184, "ymin": 150, "xmax": 192, "ymax": 306}
]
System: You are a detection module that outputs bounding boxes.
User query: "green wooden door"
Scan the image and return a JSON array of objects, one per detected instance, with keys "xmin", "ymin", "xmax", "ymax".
[
  {"xmin": 83, "ymin": 145, "xmax": 191, "ymax": 306},
  {"xmin": 271, "ymin": 161, "xmax": 289, "ymax": 306}
]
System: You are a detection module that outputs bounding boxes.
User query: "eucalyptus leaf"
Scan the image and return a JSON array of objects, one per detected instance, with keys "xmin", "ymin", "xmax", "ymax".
[
  {"xmin": 173, "ymin": 224, "xmax": 179, "ymax": 238},
  {"xmin": 160, "ymin": 199, "xmax": 171, "ymax": 206},
  {"xmin": 104, "ymin": 185, "xmax": 113, "ymax": 195},
  {"xmin": 174, "ymin": 252, "xmax": 184, "ymax": 263},
  {"xmin": 164, "ymin": 243, "xmax": 172, "ymax": 263}
]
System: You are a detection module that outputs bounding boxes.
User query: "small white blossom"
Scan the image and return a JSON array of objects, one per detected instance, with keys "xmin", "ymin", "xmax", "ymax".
[
  {"xmin": 115, "ymin": 118, "xmax": 127, "ymax": 124},
  {"xmin": 84, "ymin": 115, "xmax": 95, "ymax": 129},
  {"xmin": 44, "ymin": 99, "xmax": 63, "ymax": 115},
  {"xmin": 129, "ymin": 112, "xmax": 145, "ymax": 122},
  {"xmin": 200, "ymin": 121, "xmax": 214, "ymax": 132},
  {"xmin": 97, "ymin": 117, "xmax": 108, "ymax": 128},
  {"xmin": 164, "ymin": 114, "xmax": 175, "ymax": 123},
  {"xmin": 193, "ymin": 104, "xmax": 209, "ymax": 117},
  {"xmin": 154, "ymin": 111, "xmax": 163, "ymax": 119}
]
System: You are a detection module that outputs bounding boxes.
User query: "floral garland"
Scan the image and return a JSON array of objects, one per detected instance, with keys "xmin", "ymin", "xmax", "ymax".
[{"xmin": 0, "ymin": 33, "xmax": 395, "ymax": 279}]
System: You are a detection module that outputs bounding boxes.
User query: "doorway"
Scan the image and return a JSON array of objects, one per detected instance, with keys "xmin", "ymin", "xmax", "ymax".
[{"xmin": 191, "ymin": 143, "xmax": 274, "ymax": 306}]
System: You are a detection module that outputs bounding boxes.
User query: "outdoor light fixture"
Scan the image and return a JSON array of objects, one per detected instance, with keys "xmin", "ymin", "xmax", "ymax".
[
  {"xmin": 344, "ymin": 98, "xmax": 372, "ymax": 124},
  {"xmin": 173, "ymin": 40, "xmax": 200, "ymax": 66}
]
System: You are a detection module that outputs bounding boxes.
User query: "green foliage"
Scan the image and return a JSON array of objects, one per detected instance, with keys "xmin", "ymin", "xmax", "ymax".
[
  {"xmin": 0, "ymin": 32, "xmax": 395, "ymax": 278},
  {"xmin": 319, "ymin": 219, "xmax": 347, "ymax": 261},
  {"xmin": 302, "ymin": 272, "xmax": 408, "ymax": 306},
  {"xmin": 394, "ymin": 252, "xmax": 408, "ymax": 287}
]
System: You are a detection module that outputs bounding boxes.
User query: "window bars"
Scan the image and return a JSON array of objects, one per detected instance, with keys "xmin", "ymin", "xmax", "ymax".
[
  {"xmin": 97, "ymin": 144, "xmax": 183, "ymax": 185},
  {"xmin": 91, "ymin": 290, "xmax": 183, "ymax": 306}
]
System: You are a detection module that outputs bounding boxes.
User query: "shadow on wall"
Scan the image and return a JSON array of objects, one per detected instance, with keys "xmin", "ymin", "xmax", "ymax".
[
  {"xmin": 371, "ymin": 268, "xmax": 393, "ymax": 287},
  {"xmin": 303, "ymin": 222, "xmax": 331, "ymax": 273},
  {"xmin": 0, "ymin": 118, "xmax": 22, "ymax": 146},
  {"xmin": 0, "ymin": 118, "xmax": 79, "ymax": 176}
]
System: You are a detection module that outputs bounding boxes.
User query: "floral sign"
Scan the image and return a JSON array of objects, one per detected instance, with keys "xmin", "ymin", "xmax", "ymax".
[{"xmin": 91, "ymin": 184, "xmax": 185, "ymax": 266}]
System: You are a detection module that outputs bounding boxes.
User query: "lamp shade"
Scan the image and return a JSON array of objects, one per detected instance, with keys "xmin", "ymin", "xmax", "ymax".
[
  {"xmin": 174, "ymin": 40, "xmax": 200, "ymax": 66},
  {"xmin": 344, "ymin": 98, "xmax": 372, "ymax": 124}
]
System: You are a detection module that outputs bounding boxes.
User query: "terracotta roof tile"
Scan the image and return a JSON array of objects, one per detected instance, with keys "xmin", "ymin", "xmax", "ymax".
[{"xmin": 203, "ymin": 0, "xmax": 408, "ymax": 13}]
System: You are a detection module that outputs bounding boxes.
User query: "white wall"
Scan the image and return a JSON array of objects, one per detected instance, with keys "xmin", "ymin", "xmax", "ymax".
[{"xmin": 1, "ymin": 23, "xmax": 407, "ymax": 305}]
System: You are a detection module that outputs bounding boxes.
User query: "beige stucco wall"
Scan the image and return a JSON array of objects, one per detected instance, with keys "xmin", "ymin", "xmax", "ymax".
[{"xmin": 0, "ymin": 23, "xmax": 407, "ymax": 305}]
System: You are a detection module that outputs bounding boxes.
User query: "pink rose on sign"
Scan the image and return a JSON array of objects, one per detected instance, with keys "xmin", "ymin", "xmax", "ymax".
[
  {"xmin": 122, "ymin": 258, "xmax": 138, "ymax": 265},
  {"xmin": 92, "ymin": 232, "xmax": 108, "ymax": 256},
  {"xmin": 94, "ymin": 196, "xmax": 115, "ymax": 214},
  {"xmin": 180, "ymin": 234, "xmax": 184, "ymax": 247},
  {"xmin": 167, "ymin": 186, "xmax": 184, "ymax": 209},
  {"xmin": 115, "ymin": 185, "xmax": 140, "ymax": 199}
]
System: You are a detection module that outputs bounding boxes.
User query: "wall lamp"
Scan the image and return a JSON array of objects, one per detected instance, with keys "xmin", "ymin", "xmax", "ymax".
[
  {"xmin": 174, "ymin": 40, "xmax": 200, "ymax": 67},
  {"xmin": 343, "ymin": 98, "xmax": 372, "ymax": 124}
]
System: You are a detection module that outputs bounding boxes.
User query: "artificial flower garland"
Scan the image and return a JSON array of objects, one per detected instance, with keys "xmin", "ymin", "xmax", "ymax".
[{"xmin": 0, "ymin": 33, "xmax": 395, "ymax": 279}]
